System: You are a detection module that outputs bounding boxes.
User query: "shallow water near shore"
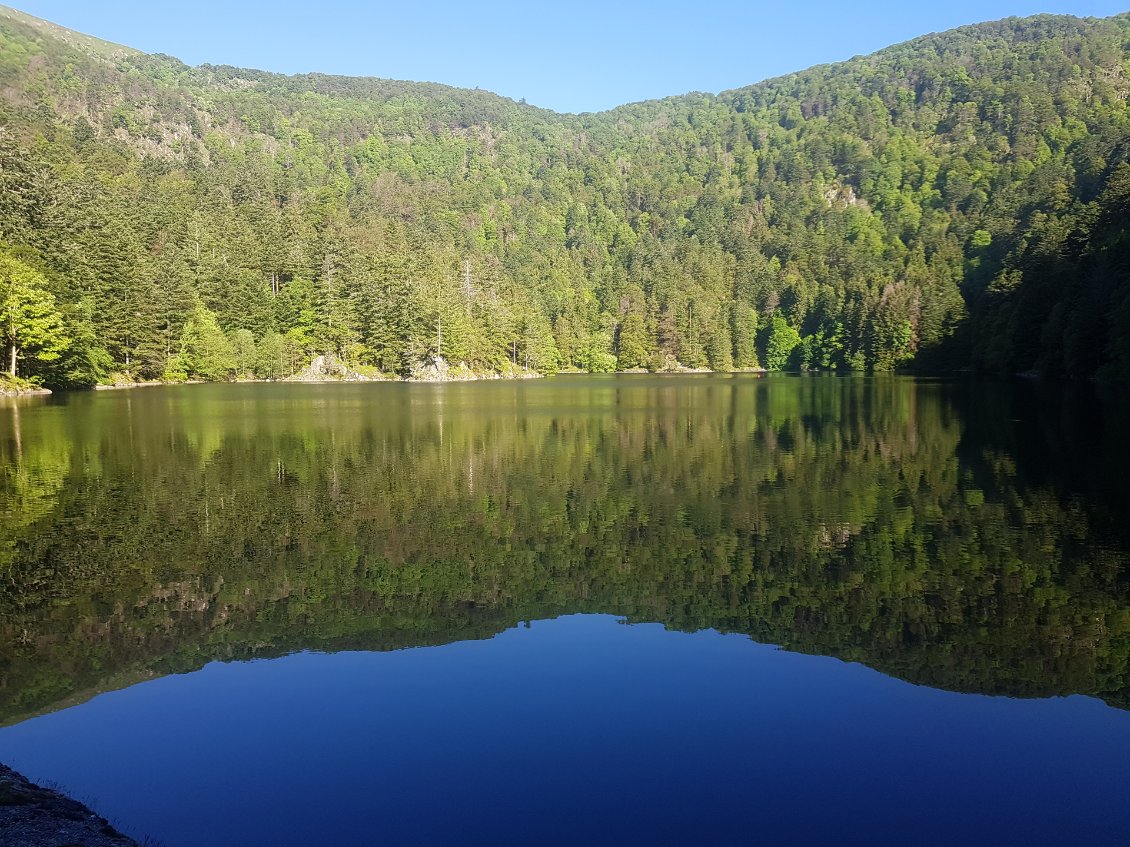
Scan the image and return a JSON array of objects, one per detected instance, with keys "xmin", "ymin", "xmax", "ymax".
[{"xmin": 1, "ymin": 375, "xmax": 1129, "ymax": 844}]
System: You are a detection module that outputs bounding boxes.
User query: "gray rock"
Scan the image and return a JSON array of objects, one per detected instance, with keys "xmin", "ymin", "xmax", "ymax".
[{"xmin": 0, "ymin": 764, "xmax": 140, "ymax": 847}]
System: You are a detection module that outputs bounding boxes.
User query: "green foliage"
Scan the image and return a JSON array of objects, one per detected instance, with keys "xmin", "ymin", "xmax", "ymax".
[
  {"xmin": 761, "ymin": 316, "xmax": 802, "ymax": 371},
  {"xmin": 616, "ymin": 313, "xmax": 651, "ymax": 370},
  {"xmin": 731, "ymin": 302, "xmax": 759, "ymax": 369},
  {"xmin": 42, "ymin": 300, "xmax": 112, "ymax": 388},
  {"xmin": 168, "ymin": 303, "xmax": 236, "ymax": 381},
  {"xmin": 230, "ymin": 329, "xmax": 257, "ymax": 377},
  {"xmin": 0, "ymin": 11, "xmax": 1128, "ymax": 383},
  {"xmin": 0, "ymin": 252, "xmax": 70, "ymax": 378},
  {"xmin": 581, "ymin": 346, "xmax": 618, "ymax": 373},
  {"xmin": 253, "ymin": 331, "xmax": 301, "ymax": 379},
  {"xmin": 521, "ymin": 311, "xmax": 561, "ymax": 375}
]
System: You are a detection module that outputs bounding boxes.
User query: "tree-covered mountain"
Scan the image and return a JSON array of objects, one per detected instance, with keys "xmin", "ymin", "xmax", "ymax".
[{"xmin": 0, "ymin": 6, "xmax": 1128, "ymax": 385}]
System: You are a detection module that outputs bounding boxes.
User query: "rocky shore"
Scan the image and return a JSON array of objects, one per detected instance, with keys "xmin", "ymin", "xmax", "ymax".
[
  {"xmin": 0, "ymin": 384, "xmax": 51, "ymax": 397},
  {"xmin": 0, "ymin": 765, "xmax": 138, "ymax": 847},
  {"xmin": 85, "ymin": 362, "xmax": 767, "ymax": 391}
]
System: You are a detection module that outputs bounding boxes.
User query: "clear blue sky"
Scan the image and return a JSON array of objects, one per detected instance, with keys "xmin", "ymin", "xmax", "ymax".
[{"xmin": 10, "ymin": 1, "xmax": 1129, "ymax": 112}]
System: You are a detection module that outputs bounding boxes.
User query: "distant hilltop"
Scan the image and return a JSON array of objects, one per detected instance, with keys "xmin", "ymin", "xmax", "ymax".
[{"xmin": 0, "ymin": 7, "xmax": 1127, "ymax": 388}]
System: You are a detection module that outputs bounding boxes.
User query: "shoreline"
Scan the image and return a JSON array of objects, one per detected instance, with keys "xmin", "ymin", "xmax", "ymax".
[
  {"xmin": 92, "ymin": 373, "xmax": 542, "ymax": 389},
  {"xmin": 90, "ymin": 368, "xmax": 769, "ymax": 390},
  {"xmin": 0, "ymin": 763, "xmax": 139, "ymax": 847}
]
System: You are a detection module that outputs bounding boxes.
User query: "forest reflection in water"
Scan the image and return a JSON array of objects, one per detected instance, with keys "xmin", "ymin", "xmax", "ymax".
[{"xmin": 1, "ymin": 374, "xmax": 1129, "ymax": 724}]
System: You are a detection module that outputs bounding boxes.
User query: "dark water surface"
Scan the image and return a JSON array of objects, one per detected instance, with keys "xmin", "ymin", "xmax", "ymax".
[{"xmin": 1, "ymin": 375, "xmax": 1129, "ymax": 845}]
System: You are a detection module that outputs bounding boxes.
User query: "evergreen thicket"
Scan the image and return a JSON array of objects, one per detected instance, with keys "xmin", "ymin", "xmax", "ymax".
[{"xmin": 0, "ymin": 7, "xmax": 1128, "ymax": 384}]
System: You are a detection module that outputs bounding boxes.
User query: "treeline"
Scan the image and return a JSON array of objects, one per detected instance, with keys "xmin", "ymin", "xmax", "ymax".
[
  {"xmin": 0, "ymin": 9, "xmax": 1129, "ymax": 385},
  {"xmin": 2, "ymin": 377, "xmax": 1129, "ymax": 721}
]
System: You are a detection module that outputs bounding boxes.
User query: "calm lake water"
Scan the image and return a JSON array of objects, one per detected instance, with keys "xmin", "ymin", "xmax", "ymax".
[{"xmin": 1, "ymin": 375, "xmax": 1129, "ymax": 845}]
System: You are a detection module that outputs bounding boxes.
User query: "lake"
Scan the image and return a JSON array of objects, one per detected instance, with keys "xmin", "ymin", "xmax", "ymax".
[{"xmin": 1, "ymin": 375, "xmax": 1129, "ymax": 845}]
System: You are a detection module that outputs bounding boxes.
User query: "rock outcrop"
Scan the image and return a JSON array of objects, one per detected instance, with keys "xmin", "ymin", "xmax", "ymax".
[{"xmin": 0, "ymin": 764, "xmax": 139, "ymax": 847}]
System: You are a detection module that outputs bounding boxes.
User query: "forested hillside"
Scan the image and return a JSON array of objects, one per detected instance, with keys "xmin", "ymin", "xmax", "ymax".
[{"xmin": 0, "ymin": 6, "xmax": 1128, "ymax": 385}]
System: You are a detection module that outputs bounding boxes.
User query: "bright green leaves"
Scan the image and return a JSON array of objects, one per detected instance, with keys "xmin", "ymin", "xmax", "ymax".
[
  {"xmin": 3, "ymin": 12, "xmax": 1130, "ymax": 382},
  {"xmin": 761, "ymin": 316, "xmax": 802, "ymax": 371},
  {"xmin": 0, "ymin": 252, "xmax": 70, "ymax": 380},
  {"xmin": 165, "ymin": 302, "xmax": 236, "ymax": 382},
  {"xmin": 615, "ymin": 313, "xmax": 651, "ymax": 370}
]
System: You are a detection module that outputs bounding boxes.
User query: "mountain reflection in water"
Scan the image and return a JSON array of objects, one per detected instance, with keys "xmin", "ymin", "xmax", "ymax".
[
  {"xmin": 2, "ymin": 375, "xmax": 1130, "ymax": 844},
  {"xmin": 1, "ymin": 375, "xmax": 1127, "ymax": 721}
]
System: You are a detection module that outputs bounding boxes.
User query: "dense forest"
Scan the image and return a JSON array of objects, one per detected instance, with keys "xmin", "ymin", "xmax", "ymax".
[
  {"xmin": 1, "ymin": 377, "xmax": 1129, "ymax": 722},
  {"xmin": 0, "ymin": 7, "xmax": 1127, "ymax": 385}
]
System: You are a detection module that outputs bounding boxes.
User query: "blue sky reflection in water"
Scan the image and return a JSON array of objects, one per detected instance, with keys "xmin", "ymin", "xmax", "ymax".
[
  {"xmin": 2, "ymin": 375, "xmax": 1130, "ymax": 844},
  {"xmin": 2, "ymin": 614, "xmax": 1129, "ymax": 846}
]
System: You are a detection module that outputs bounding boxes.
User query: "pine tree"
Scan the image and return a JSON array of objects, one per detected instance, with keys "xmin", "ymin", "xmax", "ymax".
[{"xmin": 167, "ymin": 303, "xmax": 236, "ymax": 381}]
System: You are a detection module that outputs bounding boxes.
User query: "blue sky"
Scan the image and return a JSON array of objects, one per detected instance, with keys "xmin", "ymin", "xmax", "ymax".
[{"xmin": 11, "ymin": 1, "xmax": 1129, "ymax": 112}]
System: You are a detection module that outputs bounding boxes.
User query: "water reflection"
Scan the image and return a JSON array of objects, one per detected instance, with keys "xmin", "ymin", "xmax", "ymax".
[{"xmin": 1, "ymin": 375, "xmax": 1128, "ymax": 724}]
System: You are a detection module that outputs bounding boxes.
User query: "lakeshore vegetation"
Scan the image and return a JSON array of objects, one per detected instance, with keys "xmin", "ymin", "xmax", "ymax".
[{"xmin": 0, "ymin": 8, "xmax": 1128, "ymax": 387}]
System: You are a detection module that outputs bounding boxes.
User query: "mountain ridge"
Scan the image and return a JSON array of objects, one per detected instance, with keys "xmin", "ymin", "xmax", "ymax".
[
  {"xmin": 1, "ymin": 5, "xmax": 1122, "ymax": 115},
  {"xmin": 0, "ymin": 6, "xmax": 1127, "ymax": 384},
  {"xmin": 0, "ymin": 4, "xmax": 137, "ymax": 59}
]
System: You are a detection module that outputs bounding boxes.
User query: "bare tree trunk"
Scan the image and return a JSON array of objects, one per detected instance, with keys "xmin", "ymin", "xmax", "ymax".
[{"xmin": 8, "ymin": 341, "xmax": 16, "ymax": 378}]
